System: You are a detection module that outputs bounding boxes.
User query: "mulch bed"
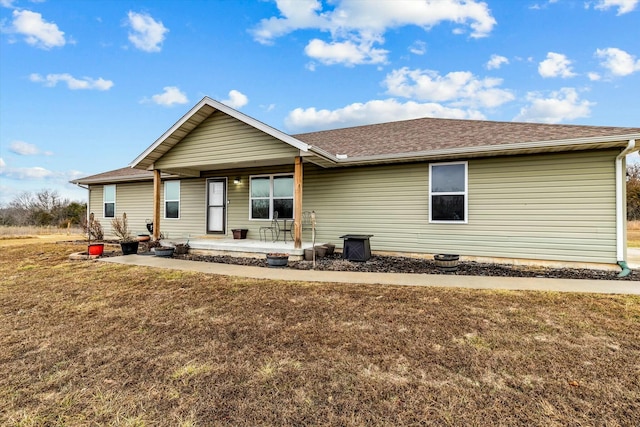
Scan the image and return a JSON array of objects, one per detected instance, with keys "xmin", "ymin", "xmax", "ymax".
[{"xmin": 175, "ymin": 252, "xmax": 637, "ymax": 281}]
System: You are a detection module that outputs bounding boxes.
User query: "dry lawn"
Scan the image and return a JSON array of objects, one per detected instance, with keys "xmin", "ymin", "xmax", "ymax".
[
  {"xmin": 1, "ymin": 242, "xmax": 639, "ymax": 426},
  {"xmin": 628, "ymin": 220, "xmax": 640, "ymax": 248}
]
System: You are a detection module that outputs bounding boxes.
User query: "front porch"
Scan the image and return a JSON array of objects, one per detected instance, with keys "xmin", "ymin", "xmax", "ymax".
[{"xmin": 163, "ymin": 237, "xmax": 326, "ymax": 261}]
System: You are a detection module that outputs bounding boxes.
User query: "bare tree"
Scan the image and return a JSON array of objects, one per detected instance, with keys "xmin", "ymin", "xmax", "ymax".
[
  {"xmin": 627, "ymin": 163, "xmax": 640, "ymax": 220},
  {"xmin": 2, "ymin": 189, "xmax": 86, "ymax": 227}
]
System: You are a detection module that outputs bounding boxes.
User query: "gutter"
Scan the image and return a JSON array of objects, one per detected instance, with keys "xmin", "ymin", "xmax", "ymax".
[{"xmin": 615, "ymin": 139, "xmax": 636, "ymax": 277}]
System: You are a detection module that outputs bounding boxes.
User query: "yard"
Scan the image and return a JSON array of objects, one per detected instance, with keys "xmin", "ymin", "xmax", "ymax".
[{"xmin": 1, "ymin": 241, "xmax": 639, "ymax": 426}]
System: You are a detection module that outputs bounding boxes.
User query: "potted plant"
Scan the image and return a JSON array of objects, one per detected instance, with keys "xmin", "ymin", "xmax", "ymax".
[
  {"xmin": 111, "ymin": 212, "xmax": 139, "ymax": 255},
  {"xmin": 266, "ymin": 252, "xmax": 289, "ymax": 267},
  {"xmin": 83, "ymin": 213, "xmax": 104, "ymax": 257},
  {"xmin": 173, "ymin": 242, "xmax": 190, "ymax": 255},
  {"xmin": 434, "ymin": 254, "xmax": 459, "ymax": 272},
  {"xmin": 154, "ymin": 246, "xmax": 175, "ymax": 257},
  {"xmin": 232, "ymin": 228, "xmax": 248, "ymax": 239}
]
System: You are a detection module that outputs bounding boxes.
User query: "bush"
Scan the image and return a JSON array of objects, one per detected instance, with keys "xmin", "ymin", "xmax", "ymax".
[
  {"xmin": 81, "ymin": 215, "xmax": 104, "ymax": 241},
  {"xmin": 111, "ymin": 212, "xmax": 135, "ymax": 242}
]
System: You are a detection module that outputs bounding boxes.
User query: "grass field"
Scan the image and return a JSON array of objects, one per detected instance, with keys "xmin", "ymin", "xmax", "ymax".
[
  {"xmin": 628, "ymin": 221, "xmax": 640, "ymax": 248},
  {"xmin": 1, "ymin": 241, "xmax": 639, "ymax": 426}
]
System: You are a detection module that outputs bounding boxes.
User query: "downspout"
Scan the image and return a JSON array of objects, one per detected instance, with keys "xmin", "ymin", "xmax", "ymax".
[
  {"xmin": 616, "ymin": 139, "xmax": 635, "ymax": 277},
  {"xmin": 75, "ymin": 183, "xmax": 90, "ymax": 222}
]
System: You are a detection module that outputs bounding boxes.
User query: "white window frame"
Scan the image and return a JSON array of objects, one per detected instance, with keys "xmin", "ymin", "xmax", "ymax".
[
  {"xmin": 103, "ymin": 185, "xmax": 116, "ymax": 218},
  {"xmin": 429, "ymin": 161, "xmax": 468, "ymax": 224},
  {"xmin": 164, "ymin": 180, "xmax": 180, "ymax": 219},
  {"xmin": 249, "ymin": 173, "xmax": 294, "ymax": 220}
]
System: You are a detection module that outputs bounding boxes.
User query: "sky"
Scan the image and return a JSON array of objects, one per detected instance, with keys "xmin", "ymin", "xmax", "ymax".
[{"xmin": 1, "ymin": 0, "xmax": 639, "ymax": 205}]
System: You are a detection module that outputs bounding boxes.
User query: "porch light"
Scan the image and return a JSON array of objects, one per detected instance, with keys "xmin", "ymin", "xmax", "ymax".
[{"xmin": 234, "ymin": 176, "xmax": 241, "ymax": 184}]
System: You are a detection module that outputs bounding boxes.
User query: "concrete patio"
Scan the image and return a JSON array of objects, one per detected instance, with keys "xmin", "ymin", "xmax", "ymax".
[{"xmin": 161, "ymin": 237, "xmax": 326, "ymax": 260}]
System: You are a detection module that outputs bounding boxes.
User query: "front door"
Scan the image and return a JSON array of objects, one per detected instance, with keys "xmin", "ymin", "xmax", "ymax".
[{"xmin": 206, "ymin": 178, "xmax": 226, "ymax": 234}]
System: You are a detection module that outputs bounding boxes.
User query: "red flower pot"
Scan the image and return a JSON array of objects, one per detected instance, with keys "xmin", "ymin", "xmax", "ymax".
[{"xmin": 88, "ymin": 243, "xmax": 104, "ymax": 256}]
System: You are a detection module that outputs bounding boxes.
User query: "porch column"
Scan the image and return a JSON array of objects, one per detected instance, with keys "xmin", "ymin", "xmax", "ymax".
[
  {"xmin": 294, "ymin": 156, "xmax": 303, "ymax": 249},
  {"xmin": 153, "ymin": 169, "xmax": 161, "ymax": 241}
]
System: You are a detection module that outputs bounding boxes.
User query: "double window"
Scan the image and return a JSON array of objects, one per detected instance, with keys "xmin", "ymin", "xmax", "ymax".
[
  {"xmin": 103, "ymin": 185, "xmax": 115, "ymax": 218},
  {"xmin": 165, "ymin": 181, "xmax": 180, "ymax": 219},
  {"xmin": 250, "ymin": 174, "xmax": 293, "ymax": 219},
  {"xmin": 429, "ymin": 162, "xmax": 467, "ymax": 223}
]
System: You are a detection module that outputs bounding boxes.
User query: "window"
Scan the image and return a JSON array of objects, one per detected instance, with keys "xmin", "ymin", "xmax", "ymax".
[
  {"xmin": 250, "ymin": 174, "xmax": 293, "ymax": 219},
  {"xmin": 103, "ymin": 185, "xmax": 115, "ymax": 218},
  {"xmin": 165, "ymin": 181, "xmax": 180, "ymax": 219},
  {"xmin": 429, "ymin": 162, "xmax": 467, "ymax": 223}
]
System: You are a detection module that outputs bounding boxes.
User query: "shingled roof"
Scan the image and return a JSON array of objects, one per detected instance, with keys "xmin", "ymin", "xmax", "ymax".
[
  {"xmin": 72, "ymin": 99, "xmax": 640, "ymax": 184},
  {"xmin": 294, "ymin": 117, "xmax": 640, "ymax": 159},
  {"xmin": 70, "ymin": 167, "xmax": 174, "ymax": 184}
]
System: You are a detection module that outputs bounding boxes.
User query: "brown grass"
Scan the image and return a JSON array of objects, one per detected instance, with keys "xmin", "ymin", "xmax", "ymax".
[
  {"xmin": 628, "ymin": 221, "xmax": 640, "ymax": 248},
  {"xmin": 0, "ymin": 225, "xmax": 83, "ymax": 237},
  {"xmin": 1, "ymin": 242, "xmax": 639, "ymax": 426}
]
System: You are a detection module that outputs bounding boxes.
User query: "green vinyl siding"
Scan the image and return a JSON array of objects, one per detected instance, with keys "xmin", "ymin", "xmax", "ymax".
[
  {"xmin": 155, "ymin": 111, "xmax": 299, "ymax": 170},
  {"xmin": 301, "ymin": 150, "xmax": 618, "ymax": 264},
  {"xmin": 89, "ymin": 149, "xmax": 619, "ymax": 264},
  {"xmin": 90, "ymin": 180, "xmax": 206, "ymax": 239},
  {"xmin": 89, "ymin": 182, "xmax": 154, "ymax": 237}
]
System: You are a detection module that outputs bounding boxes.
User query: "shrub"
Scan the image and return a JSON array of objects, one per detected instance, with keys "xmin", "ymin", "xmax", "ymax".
[{"xmin": 111, "ymin": 212, "xmax": 135, "ymax": 242}]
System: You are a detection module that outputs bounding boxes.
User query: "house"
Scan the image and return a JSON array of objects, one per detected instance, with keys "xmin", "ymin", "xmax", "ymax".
[{"xmin": 72, "ymin": 97, "xmax": 640, "ymax": 271}]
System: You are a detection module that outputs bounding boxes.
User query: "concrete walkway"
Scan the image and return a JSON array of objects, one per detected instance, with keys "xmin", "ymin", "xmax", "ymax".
[{"xmin": 100, "ymin": 255, "xmax": 640, "ymax": 295}]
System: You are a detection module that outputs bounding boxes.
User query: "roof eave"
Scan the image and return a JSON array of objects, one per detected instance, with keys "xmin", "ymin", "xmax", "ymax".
[{"xmin": 332, "ymin": 134, "xmax": 640, "ymax": 166}]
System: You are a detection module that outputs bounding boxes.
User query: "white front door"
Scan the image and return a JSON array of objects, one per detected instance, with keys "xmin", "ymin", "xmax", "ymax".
[{"xmin": 206, "ymin": 178, "xmax": 226, "ymax": 233}]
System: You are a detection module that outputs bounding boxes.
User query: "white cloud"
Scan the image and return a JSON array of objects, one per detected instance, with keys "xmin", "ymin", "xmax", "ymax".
[
  {"xmin": 538, "ymin": 52, "xmax": 576, "ymax": 78},
  {"xmin": 252, "ymin": 0, "xmax": 496, "ymax": 66},
  {"xmin": 529, "ymin": 1, "xmax": 559, "ymax": 10},
  {"xmin": 384, "ymin": 67, "xmax": 515, "ymax": 108},
  {"xmin": 409, "ymin": 40, "xmax": 427, "ymax": 55},
  {"xmin": 304, "ymin": 35, "xmax": 388, "ymax": 66},
  {"xmin": 9, "ymin": 141, "xmax": 52, "ymax": 156},
  {"xmin": 588, "ymin": 72, "xmax": 602, "ymax": 81},
  {"xmin": 149, "ymin": 86, "xmax": 188, "ymax": 106},
  {"xmin": 29, "ymin": 73, "xmax": 114, "ymax": 90},
  {"xmin": 0, "ymin": 159, "xmax": 82, "ymax": 184},
  {"xmin": 285, "ymin": 98, "xmax": 485, "ymax": 133},
  {"xmin": 486, "ymin": 54, "xmax": 509, "ymax": 70},
  {"xmin": 594, "ymin": 0, "xmax": 638, "ymax": 15},
  {"xmin": 595, "ymin": 47, "xmax": 640, "ymax": 76},
  {"xmin": 8, "ymin": 9, "xmax": 65, "ymax": 49},
  {"xmin": 221, "ymin": 90, "xmax": 249, "ymax": 109},
  {"xmin": 0, "ymin": 0, "xmax": 16, "ymax": 8},
  {"xmin": 126, "ymin": 11, "xmax": 168, "ymax": 52},
  {"xmin": 0, "ymin": 165, "xmax": 54, "ymax": 179},
  {"xmin": 514, "ymin": 88, "xmax": 594, "ymax": 124}
]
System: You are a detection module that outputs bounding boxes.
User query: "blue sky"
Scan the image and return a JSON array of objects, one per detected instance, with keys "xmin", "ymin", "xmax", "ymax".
[{"xmin": 1, "ymin": 0, "xmax": 639, "ymax": 205}]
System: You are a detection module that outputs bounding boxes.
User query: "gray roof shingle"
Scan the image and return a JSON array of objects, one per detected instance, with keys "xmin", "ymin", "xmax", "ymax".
[{"xmin": 294, "ymin": 117, "xmax": 640, "ymax": 158}]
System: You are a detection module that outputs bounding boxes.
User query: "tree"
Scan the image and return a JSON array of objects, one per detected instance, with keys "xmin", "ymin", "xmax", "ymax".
[
  {"xmin": 627, "ymin": 163, "xmax": 640, "ymax": 220},
  {"xmin": 1, "ymin": 189, "xmax": 86, "ymax": 227}
]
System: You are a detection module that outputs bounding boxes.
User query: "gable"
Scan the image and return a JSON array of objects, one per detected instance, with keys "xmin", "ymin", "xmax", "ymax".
[{"xmin": 154, "ymin": 111, "xmax": 301, "ymax": 172}]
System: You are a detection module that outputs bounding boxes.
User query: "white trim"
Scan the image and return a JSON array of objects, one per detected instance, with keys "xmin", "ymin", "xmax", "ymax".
[
  {"xmin": 205, "ymin": 177, "xmax": 228, "ymax": 234},
  {"xmin": 103, "ymin": 184, "xmax": 116, "ymax": 219},
  {"xmin": 429, "ymin": 161, "xmax": 468, "ymax": 224},
  {"xmin": 616, "ymin": 139, "xmax": 636, "ymax": 261},
  {"xmin": 249, "ymin": 173, "xmax": 294, "ymax": 220},
  {"xmin": 164, "ymin": 180, "xmax": 180, "ymax": 220}
]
